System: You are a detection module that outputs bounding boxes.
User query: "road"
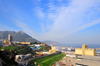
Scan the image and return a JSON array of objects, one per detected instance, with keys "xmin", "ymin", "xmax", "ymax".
[{"xmin": 18, "ymin": 51, "xmax": 60, "ymax": 66}]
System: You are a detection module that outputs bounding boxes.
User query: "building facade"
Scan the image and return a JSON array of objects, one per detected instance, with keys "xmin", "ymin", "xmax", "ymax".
[
  {"xmin": 4, "ymin": 40, "xmax": 11, "ymax": 45},
  {"xmin": 8, "ymin": 34, "xmax": 12, "ymax": 41},
  {"xmin": 75, "ymin": 44, "xmax": 96, "ymax": 56},
  {"xmin": 18, "ymin": 42, "xmax": 31, "ymax": 44},
  {"xmin": 49, "ymin": 45, "xmax": 56, "ymax": 53}
]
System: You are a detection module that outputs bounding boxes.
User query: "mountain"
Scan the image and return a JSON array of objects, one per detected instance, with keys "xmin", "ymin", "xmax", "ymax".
[
  {"xmin": 42, "ymin": 40, "xmax": 61, "ymax": 45},
  {"xmin": 0, "ymin": 31, "xmax": 38, "ymax": 42}
]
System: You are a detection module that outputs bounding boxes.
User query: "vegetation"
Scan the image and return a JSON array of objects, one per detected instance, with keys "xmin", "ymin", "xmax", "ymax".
[
  {"xmin": 0, "ymin": 46, "xmax": 16, "ymax": 50},
  {"xmin": 28, "ymin": 53, "xmax": 65, "ymax": 66},
  {"xmin": 0, "ymin": 45, "xmax": 36, "ymax": 66},
  {"xmin": 31, "ymin": 42, "xmax": 42, "ymax": 44},
  {"xmin": 37, "ymin": 46, "xmax": 51, "ymax": 51},
  {"xmin": 0, "ymin": 45, "xmax": 36, "ymax": 54}
]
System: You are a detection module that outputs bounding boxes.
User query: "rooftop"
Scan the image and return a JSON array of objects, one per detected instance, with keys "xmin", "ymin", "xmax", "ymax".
[
  {"xmin": 77, "ymin": 55, "xmax": 100, "ymax": 61},
  {"xmin": 76, "ymin": 60, "xmax": 100, "ymax": 66}
]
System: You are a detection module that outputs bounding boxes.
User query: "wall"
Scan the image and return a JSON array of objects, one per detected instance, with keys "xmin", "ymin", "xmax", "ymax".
[
  {"xmin": 75, "ymin": 48, "xmax": 83, "ymax": 55},
  {"xmin": 75, "ymin": 45, "xmax": 96, "ymax": 56},
  {"xmin": 85, "ymin": 49, "xmax": 96, "ymax": 56},
  {"xmin": 19, "ymin": 42, "xmax": 30, "ymax": 44},
  {"xmin": 8, "ymin": 35, "xmax": 12, "ymax": 41},
  {"xmin": 49, "ymin": 46, "xmax": 56, "ymax": 53},
  {"xmin": 4, "ymin": 40, "xmax": 11, "ymax": 45}
]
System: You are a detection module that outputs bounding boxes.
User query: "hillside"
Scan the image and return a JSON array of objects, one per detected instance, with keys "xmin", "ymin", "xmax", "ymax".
[
  {"xmin": 0, "ymin": 31, "xmax": 38, "ymax": 42},
  {"xmin": 42, "ymin": 40, "xmax": 61, "ymax": 45}
]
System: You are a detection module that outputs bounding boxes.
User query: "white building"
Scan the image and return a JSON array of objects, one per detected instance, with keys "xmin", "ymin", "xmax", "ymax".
[
  {"xmin": 15, "ymin": 55, "xmax": 25, "ymax": 62},
  {"xmin": 43, "ymin": 51, "xmax": 49, "ymax": 54},
  {"xmin": 15, "ymin": 54, "xmax": 32, "ymax": 62},
  {"xmin": 34, "ymin": 44, "xmax": 41, "ymax": 49},
  {"xmin": 66, "ymin": 54, "xmax": 76, "ymax": 58},
  {"xmin": 0, "ymin": 40, "xmax": 4, "ymax": 46},
  {"xmin": 34, "ymin": 44, "xmax": 40, "ymax": 47}
]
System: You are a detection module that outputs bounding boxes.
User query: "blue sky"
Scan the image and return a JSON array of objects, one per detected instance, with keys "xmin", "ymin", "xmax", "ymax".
[{"xmin": 0, "ymin": 0, "xmax": 100, "ymax": 44}]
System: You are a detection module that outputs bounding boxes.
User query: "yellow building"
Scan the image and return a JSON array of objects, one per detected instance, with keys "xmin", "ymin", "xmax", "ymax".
[
  {"xmin": 40, "ymin": 43, "xmax": 47, "ymax": 46},
  {"xmin": 49, "ymin": 45, "xmax": 56, "ymax": 53},
  {"xmin": 75, "ymin": 44, "xmax": 96, "ymax": 56},
  {"xmin": 4, "ymin": 40, "xmax": 11, "ymax": 45},
  {"xmin": 8, "ymin": 34, "xmax": 12, "ymax": 41},
  {"xmin": 19, "ymin": 42, "xmax": 31, "ymax": 44},
  {"xmin": 36, "ymin": 45, "xmax": 56, "ymax": 54}
]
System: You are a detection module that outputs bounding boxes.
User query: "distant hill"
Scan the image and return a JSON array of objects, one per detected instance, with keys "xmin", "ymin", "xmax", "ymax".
[
  {"xmin": 0, "ymin": 31, "xmax": 38, "ymax": 42},
  {"xmin": 42, "ymin": 40, "xmax": 61, "ymax": 45}
]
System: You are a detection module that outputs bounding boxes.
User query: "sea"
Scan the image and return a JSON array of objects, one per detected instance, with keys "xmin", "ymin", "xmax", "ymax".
[
  {"xmin": 55, "ymin": 44, "xmax": 100, "ymax": 52},
  {"xmin": 55, "ymin": 44, "xmax": 100, "ymax": 48}
]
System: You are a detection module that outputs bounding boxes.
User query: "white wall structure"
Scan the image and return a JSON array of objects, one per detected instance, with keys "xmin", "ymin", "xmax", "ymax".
[
  {"xmin": 34, "ymin": 44, "xmax": 40, "ymax": 47},
  {"xmin": 15, "ymin": 55, "xmax": 25, "ymax": 62},
  {"xmin": 66, "ymin": 55, "xmax": 76, "ymax": 58},
  {"xmin": 15, "ymin": 54, "xmax": 32, "ymax": 62},
  {"xmin": 34, "ymin": 44, "xmax": 41, "ymax": 49},
  {"xmin": 43, "ymin": 52, "xmax": 49, "ymax": 54}
]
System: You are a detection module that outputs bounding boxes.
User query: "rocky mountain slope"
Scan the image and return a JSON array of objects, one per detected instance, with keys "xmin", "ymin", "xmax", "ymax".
[{"xmin": 0, "ymin": 31, "xmax": 38, "ymax": 42}]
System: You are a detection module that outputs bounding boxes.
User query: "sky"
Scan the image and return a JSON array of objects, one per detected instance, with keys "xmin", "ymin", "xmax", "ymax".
[{"xmin": 0, "ymin": 0, "xmax": 100, "ymax": 44}]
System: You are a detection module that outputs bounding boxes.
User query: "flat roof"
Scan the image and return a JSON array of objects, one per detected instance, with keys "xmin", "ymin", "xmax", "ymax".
[
  {"xmin": 76, "ymin": 60, "xmax": 100, "ymax": 66},
  {"xmin": 77, "ymin": 55, "xmax": 100, "ymax": 61}
]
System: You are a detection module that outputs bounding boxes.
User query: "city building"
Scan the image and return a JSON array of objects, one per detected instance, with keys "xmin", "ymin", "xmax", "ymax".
[
  {"xmin": 34, "ymin": 44, "xmax": 40, "ymax": 47},
  {"xmin": 30, "ymin": 46, "xmax": 39, "ymax": 50},
  {"xmin": 0, "ymin": 40, "xmax": 4, "ymax": 46},
  {"xmin": 8, "ymin": 34, "xmax": 12, "ymax": 41},
  {"xmin": 36, "ymin": 45, "xmax": 56, "ymax": 54},
  {"xmin": 18, "ymin": 42, "xmax": 31, "ymax": 44},
  {"xmin": 2, "ymin": 34, "xmax": 13, "ymax": 45},
  {"xmin": 43, "ymin": 51, "xmax": 50, "ymax": 54},
  {"xmin": 49, "ymin": 45, "xmax": 56, "ymax": 53},
  {"xmin": 15, "ymin": 54, "xmax": 31, "ymax": 62},
  {"xmin": 15, "ymin": 55, "xmax": 25, "ymax": 62},
  {"xmin": 4, "ymin": 40, "xmax": 11, "ymax": 45},
  {"xmin": 34, "ymin": 44, "xmax": 41, "ymax": 49},
  {"xmin": 40, "ymin": 43, "xmax": 48, "ymax": 46},
  {"xmin": 66, "ymin": 54, "xmax": 76, "ymax": 58},
  {"xmin": 76, "ymin": 55, "xmax": 100, "ymax": 66},
  {"xmin": 75, "ymin": 44, "xmax": 96, "ymax": 56}
]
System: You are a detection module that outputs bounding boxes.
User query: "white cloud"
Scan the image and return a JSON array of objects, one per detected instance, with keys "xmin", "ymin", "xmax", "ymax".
[
  {"xmin": 34, "ymin": 0, "xmax": 100, "ymax": 43},
  {"xmin": 35, "ymin": 7, "xmax": 45, "ymax": 19},
  {"xmin": 10, "ymin": 0, "xmax": 100, "ymax": 44}
]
